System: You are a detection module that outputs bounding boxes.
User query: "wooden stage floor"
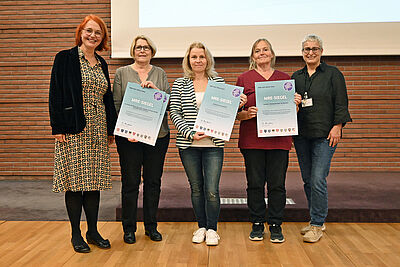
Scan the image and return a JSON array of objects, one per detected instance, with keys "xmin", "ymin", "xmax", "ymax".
[{"xmin": 0, "ymin": 221, "xmax": 399, "ymax": 266}]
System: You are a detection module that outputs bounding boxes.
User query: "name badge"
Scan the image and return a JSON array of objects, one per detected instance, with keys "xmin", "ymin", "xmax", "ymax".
[{"xmin": 302, "ymin": 98, "xmax": 313, "ymax": 108}]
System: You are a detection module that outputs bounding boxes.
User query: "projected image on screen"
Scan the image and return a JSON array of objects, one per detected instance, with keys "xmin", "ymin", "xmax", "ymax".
[
  {"xmin": 111, "ymin": 0, "xmax": 400, "ymax": 57},
  {"xmin": 139, "ymin": 0, "xmax": 399, "ymax": 28}
]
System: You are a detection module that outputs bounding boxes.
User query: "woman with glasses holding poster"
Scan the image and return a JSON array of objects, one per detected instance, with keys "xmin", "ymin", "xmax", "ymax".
[
  {"xmin": 292, "ymin": 34, "xmax": 351, "ymax": 243},
  {"xmin": 236, "ymin": 38, "xmax": 301, "ymax": 244},
  {"xmin": 113, "ymin": 35, "xmax": 170, "ymax": 244},
  {"xmin": 49, "ymin": 15, "xmax": 117, "ymax": 253}
]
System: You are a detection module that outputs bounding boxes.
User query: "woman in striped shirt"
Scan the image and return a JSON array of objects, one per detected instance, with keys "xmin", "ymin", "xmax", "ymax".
[{"xmin": 170, "ymin": 42, "xmax": 245, "ymax": 246}]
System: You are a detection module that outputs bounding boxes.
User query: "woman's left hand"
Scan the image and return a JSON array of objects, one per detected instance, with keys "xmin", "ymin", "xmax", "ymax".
[
  {"xmin": 141, "ymin": 81, "xmax": 158, "ymax": 90},
  {"xmin": 108, "ymin": 136, "xmax": 115, "ymax": 146},
  {"xmin": 193, "ymin": 132, "xmax": 208, "ymax": 141},
  {"xmin": 239, "ymin": 94, "xmax": 247, "ymax": 108},
  {"xmin": 327, "ymin": 124, "xmax": 342, "ymax": 147}
]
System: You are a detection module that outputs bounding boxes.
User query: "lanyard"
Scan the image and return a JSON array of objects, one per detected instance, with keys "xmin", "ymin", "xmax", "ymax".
[{"xmin": 303, "ymin": 69, "xmax": 318, "ymax": 98}]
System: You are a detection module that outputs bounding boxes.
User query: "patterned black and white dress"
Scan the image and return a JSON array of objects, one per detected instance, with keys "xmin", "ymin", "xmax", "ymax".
[{"xmin": 52, "ymin": 47, "xmax": 112, "ymax": 192}]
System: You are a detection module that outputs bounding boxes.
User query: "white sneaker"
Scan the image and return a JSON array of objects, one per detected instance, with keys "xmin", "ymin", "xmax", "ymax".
[
  {"xmin": 192, "ymin": 228, "xmax": 206, "ymax": 243},
  {"xmin": 205, "ymin": 229, "xmax": 220, "ymax": 246},
  {"xmin": 300, "ymin": 223, "xmax": 326, "ymax": 235}
]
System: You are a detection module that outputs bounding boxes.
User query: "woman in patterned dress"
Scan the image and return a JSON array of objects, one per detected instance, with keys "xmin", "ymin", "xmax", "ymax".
[{"xmin": 49, "ymin": 14, "xmax": 117, "ymax": 253}]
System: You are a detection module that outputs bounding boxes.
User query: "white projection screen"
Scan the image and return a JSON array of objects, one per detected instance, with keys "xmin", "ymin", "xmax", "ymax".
[{"xmin": 111, "ymin": 0, "xmax": 400, "ymax": 58}]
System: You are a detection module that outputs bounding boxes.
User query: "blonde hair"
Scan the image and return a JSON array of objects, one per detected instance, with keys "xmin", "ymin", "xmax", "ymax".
[
  {"xmin": 129, "ymin": 35, "xmax": 157, "ymax": 59},
  {"xmin": 249, "ymin": 38, "xmax": 276, "ymax": 70},
  {"xmin": 182, "ymin": 42, "xmax": 217, "ymax": 79}
]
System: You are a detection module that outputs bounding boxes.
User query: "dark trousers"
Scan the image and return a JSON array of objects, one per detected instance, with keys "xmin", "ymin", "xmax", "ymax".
[
  {"xmin": 116, "ymin": 134, "xmax": 170, "ymax": 233},
  {"xmin": 240, "ymin": 149, "xmax": 289, "ymax": 225}
]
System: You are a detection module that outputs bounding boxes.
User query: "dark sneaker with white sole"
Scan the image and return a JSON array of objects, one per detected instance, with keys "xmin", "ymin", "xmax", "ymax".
[
  {"xmin": 269, "ymin": 224, "xmax": 285, "ymax": 243},
  {"xmin": 249, "ymin": 223, "xmax": 264, "ymax": 241}
]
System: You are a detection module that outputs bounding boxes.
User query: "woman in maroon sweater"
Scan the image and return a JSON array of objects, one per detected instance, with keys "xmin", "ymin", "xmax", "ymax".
[{"xmin": 236, "ymin": 38, "xmax": 301, "ymax": 243}]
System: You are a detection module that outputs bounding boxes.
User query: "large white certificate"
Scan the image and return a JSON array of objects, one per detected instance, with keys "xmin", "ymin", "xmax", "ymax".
[
  {"xmin": 255, "ymin": 79, "xmax": 298, "ymax": 137},
  {"xmin": 194, "ymin": 81, "xmax": 243, "ymax": 141},
  {"xmin": 114, "ymin": 82, "xmax": 169, "ymax": 146}
]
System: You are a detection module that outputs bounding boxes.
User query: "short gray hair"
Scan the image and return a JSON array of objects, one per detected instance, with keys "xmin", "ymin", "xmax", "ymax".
[{"xmin": 301, "ymin": 34, "xmax": 323, "ymax": 49}]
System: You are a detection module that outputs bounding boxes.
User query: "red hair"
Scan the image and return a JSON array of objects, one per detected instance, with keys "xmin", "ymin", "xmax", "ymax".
[{"xmin": 75, "ymin": 14, "xmax": 109, "ymax": 51}]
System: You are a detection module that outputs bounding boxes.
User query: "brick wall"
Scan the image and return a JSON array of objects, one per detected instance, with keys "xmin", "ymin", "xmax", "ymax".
[{"xmin": 0, "ymin": 0, "xmax": 399, "ymax": 179}]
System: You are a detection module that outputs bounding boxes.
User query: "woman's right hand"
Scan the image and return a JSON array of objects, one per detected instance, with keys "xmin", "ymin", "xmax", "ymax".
[
  {"xmin": 239, "ymin": 94, "xmax": 247, "ymax": 108},
  {"xmin": 128, "ymin": 138, "xmax": 139, "ymax": 142},
  {"xmin": 53, "ymin": 134, "xmax": 66, "ymax": 143}
]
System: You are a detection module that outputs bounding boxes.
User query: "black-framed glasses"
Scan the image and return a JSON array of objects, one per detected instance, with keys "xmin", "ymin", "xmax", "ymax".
[
  {"xmin": 83, "ymin": 28, "xmax": 102, "ymax": 38},
  {"xmin": 135, "ymin": 45, "xmax": 151, "ymax": 51},
  {"xmin": 302, "ymin": 47, "xmax": 321, "ymax": 53}
]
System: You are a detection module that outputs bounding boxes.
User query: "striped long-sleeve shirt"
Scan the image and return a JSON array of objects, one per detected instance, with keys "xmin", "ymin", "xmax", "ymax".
[{"xmin": 170, "ymin": 76, "xmax": 225, "ymax": 149}]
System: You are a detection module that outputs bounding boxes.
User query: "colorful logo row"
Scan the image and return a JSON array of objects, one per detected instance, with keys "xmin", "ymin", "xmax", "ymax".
[
  {"xmin": 116, "ymin": 128, "xmax": 152, "ymax": 140},
  {"xmin": 195, "ymin": 125, "xmax": 229, "ymax": 137},
  {"xmin": 259, "ymin": 128, "xmax": 296, "ymax": 133}
]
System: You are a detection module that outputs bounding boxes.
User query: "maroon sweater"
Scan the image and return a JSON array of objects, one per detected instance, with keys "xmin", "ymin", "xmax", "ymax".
[{"xmin": 236, "ymin": 69, "xmax": 292, "ymax": 150}]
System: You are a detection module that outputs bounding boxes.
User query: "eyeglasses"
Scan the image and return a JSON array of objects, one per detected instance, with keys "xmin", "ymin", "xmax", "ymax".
[
  {"xmin": 83, "ymin": 28, "xmax": 102, "ymax": 38},
  {"xmin": 302, "ymin": 47, "xmax": 321, "ymax": 53},
  {"xmin": 135, "ymin": 45, "xmax": 151, "ymax": 51}
]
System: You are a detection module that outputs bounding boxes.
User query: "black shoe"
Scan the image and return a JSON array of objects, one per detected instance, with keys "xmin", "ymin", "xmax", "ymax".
[
  {"xmin": 71, "ymin": 237, "xmax": 90, "ymax": 253},
  {"xmin": 249, "ymin": 223, "xmax": 264, "ymax": 241},
  {"xmin": 123, "ymin": 232, "xmax": 136, "ymax": 244},
  {"xmin": 86, "ymin": 232, "xmax": 111, "ymax": 249},
  {"xmin": 269, "ymin": 224, "xmax": 285, "ymax": 243},
  {"xmin": 145, "ymin": 229, "xmax": 162, "ymax": 241}
]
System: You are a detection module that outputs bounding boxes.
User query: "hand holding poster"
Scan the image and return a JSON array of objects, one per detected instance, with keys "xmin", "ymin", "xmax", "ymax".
[
  {"xmin": 255, "ymin": 79, "xmax": 298, "ymax": 137},
  {"xmin": 114, "ymin": 82, "xmax": 169, "ymax": 146},
  {"xmin": 194, "ymin": 81, "xmax": 243, "ymax": 141}
]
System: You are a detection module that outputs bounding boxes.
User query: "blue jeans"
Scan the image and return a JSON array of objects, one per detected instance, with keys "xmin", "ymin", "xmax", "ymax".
[
  {"xmin": 179, "ymin": 147, "xmax": 223, "ymax": 230},
  {"xmin": 294, "ymin": 136, "xmax": 336, "ymax": 226}
]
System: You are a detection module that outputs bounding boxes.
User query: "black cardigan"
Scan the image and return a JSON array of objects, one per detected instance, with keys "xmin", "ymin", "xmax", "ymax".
[{"xmin": 48, "ymin": 46, "xmax": 117, "ymax": 135}]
